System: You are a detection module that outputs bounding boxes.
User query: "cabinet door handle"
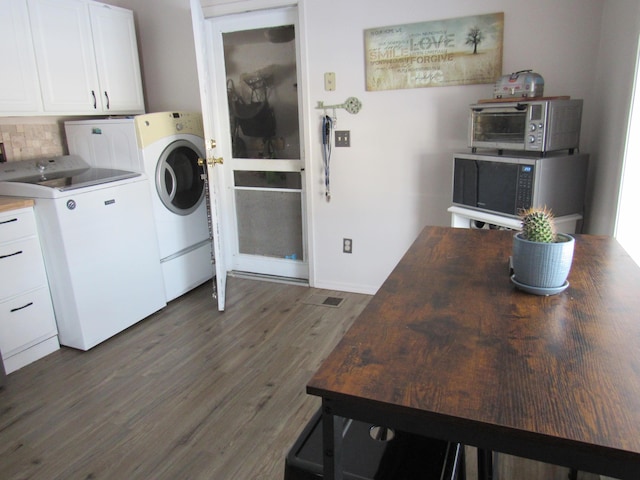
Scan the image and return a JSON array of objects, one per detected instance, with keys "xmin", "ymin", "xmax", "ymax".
[
  {"xmin": 91, "ymin": 90, "xmax": 97, "ymax": 109},
  {"xmin": 0, "ymin": 218, "xmax": 18, "ymax": 225},
  {"xmin": 104, "ymin": 91, "xmax": 110, "ymax": 110},
  {"xmin": 10, "ymin": 302, "xmax": 33, "ymax": 313},
  {"xmin": 0, "ymin": 250, "xmax": 23, "ymax": 260}
]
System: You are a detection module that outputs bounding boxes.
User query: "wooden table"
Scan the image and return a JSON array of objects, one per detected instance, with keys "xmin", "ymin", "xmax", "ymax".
[{"xmin": 307, "ymin": 226, "xmax": 640, "ymax": 480}]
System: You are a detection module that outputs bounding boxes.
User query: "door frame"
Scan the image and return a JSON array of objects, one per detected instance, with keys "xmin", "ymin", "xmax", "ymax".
[{"xmin": 193, "ymin": 0, "xmax": 316, "ymax": 286}]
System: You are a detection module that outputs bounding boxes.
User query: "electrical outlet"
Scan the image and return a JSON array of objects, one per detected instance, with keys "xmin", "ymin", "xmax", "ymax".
[
  {"xmin": 343, "ymin": 238, "xmax": 353, "ymax": 254},
  {"xmin": 335, "ymin": 130, "xmax": 350, "ymax": 147}
]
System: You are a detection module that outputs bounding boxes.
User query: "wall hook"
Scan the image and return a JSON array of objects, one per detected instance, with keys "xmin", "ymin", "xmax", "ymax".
[{"xmin": 316, "ymin": 96, "xmax": 362, "ymax": 123}]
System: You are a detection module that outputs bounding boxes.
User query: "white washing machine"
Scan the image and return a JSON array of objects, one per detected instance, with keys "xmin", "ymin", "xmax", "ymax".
[
  {"xmin": 65, "ymin": 112, "xmax": 213, "ymax": 302},
  {"xmin": 0, "ymin": 156, "xmax": 166, "ymax": 350}
]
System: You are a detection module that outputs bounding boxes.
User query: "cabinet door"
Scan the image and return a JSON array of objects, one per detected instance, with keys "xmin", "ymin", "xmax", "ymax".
[
  {"xmin": 0, "ymin": 237, "xmax": 49, "ymax": 299},
  {"xmin": 0, "ymin": 0, "xmax": 43, "ymax": 113},
  {"xmin": 28, "ymin": 0, "xmax": 101, "ymax": 113},
  {"xmin": 90, "ymin": 3, "xmax": 145, "ymax": 114},
  {"xmin": 0, "ymin": 287, "xmax": 57, "ymax": 359}
]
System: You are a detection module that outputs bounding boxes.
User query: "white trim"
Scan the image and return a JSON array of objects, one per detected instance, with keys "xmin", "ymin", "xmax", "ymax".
[
  {"xmin": 312, "ymin": 279, "xmax": 378, "ymax": 296},
  {"xmin": 614, "ymin": 34, "xmax": 640, "ymax": 267},
  {"xmin": 3, "ymin": 337, "xmax": 59, "ymax": 374},
  {"xmin": 202, "ymin": 0, "xmax": 297, "ymax": 18},
  {"xmin": 297, "ymin": 0, "xmax": 315, "ymax": 287}
]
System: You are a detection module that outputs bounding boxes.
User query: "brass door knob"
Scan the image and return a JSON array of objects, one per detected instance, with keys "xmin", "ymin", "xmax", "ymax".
[{"xmin": 198, "ymin": 156, "xmax": 224, "ymax": 167}]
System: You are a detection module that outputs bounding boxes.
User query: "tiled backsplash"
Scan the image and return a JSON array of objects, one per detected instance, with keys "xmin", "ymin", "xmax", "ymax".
[{"xmin": 0, "ymin": 123, "xmax": 66, "ymax": 162}]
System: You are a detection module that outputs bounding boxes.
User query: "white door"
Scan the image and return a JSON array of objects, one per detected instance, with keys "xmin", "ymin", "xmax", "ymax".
[
  {"xmin": 194, "ymin": 4, "xmax": 308, "ymax": 282},
  {"xmin": 191, "ymin": 0, "xmax": 227, "ymax": 310}
]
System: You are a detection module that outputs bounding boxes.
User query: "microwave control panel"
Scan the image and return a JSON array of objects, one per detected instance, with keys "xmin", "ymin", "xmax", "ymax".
[{"xmin": 515, "ymin": 165, "xmax": 534, "ymax": 210}]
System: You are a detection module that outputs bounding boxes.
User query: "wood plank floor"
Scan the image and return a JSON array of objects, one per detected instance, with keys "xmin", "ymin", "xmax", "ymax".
[{"xmin": 0, "ymin": 277, "xmax": 602, "ymax": 479}]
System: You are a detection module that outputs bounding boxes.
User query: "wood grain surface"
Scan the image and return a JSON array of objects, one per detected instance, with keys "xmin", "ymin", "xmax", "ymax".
[
  {"xmin": 308, "ymin": 226, "xmax": 640, "ymax": 479},
  {"xmin": 0, "ymin": 197, "xmax": 34, "ymax": 214}
]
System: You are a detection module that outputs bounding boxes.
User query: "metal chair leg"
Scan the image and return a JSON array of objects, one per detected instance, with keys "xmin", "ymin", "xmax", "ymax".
[{"xmin": 477, "ymin": 448, "xmax": 493, "ymax": 480}]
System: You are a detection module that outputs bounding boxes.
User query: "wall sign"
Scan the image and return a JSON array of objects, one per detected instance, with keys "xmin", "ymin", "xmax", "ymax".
[{"xmin": 364, "ymin": 12, "xmax": 504, "ymax": 91}]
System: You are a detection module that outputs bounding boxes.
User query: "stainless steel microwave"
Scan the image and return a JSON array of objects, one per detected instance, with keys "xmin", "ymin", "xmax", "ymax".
[
  {"xmin": 468, "ymin": 99, "xmax": 583, "ymax": 153},
  {"xmin": 452, "ymin": 152, "xmax": 589, "ymax": 217}
]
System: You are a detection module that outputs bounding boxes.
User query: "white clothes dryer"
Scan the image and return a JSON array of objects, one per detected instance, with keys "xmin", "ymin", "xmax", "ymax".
[
  {"xmin": 135, "ymin": 112, "xmax": 212, "ymax": 301},
  {"xmin": 65, "ymin": 112, "xmax": 213, "ymax": 302}
]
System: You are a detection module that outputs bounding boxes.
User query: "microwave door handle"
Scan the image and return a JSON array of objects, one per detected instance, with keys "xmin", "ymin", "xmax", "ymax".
[{"xmin": 472, "ymin": 106, "xmax": 527, "ymax": 113}]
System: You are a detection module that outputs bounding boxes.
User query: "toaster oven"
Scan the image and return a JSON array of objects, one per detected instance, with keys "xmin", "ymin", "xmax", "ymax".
[{"xmin": 469, "ymin": 99, "xmax": 583, "ymax": 153}]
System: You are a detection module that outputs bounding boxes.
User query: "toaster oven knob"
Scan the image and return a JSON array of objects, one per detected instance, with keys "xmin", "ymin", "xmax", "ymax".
[
  {"xmin": 529, "ymin": 123, "xmax": 537, "ymax": 131},
  {"xmin": 528, "ymin": 135, "xmax": 536, "ymax": 143}
]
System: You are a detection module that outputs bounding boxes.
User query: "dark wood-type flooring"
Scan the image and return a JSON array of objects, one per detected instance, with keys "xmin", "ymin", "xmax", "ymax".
[{"xmin": 0, "ymin": 277, "xmax": 602, "ymax": 479}]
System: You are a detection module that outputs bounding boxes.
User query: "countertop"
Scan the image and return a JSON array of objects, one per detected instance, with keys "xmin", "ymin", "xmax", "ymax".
[{"xmin": 0, "ymin": 196, "xmax": 34, "ymax": 214}]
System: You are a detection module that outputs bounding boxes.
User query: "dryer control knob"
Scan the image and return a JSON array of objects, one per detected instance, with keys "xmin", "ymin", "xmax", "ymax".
[{"xmin": 176, "ymin": 123, "xmax": 184, "ymax": 131}]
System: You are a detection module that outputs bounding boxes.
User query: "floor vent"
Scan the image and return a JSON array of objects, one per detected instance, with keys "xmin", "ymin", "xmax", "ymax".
[{"xmin": 303, "ymin": 294, "xmax": 345, "ymax": 308}]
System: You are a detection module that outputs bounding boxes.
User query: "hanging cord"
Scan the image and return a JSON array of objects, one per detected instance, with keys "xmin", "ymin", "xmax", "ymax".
[
  {"xmin": 200, "ymin": 161, "xmax": 217, "ymax": 300},
  {"xmin": 322, "ymin": 115, "xmax": 333, "ymax": 200}
]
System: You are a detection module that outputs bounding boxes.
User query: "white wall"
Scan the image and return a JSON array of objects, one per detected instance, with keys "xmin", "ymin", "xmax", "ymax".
[
  {"xmin": 301, "ymin": 0, "xmax": 604, "ymax": 293},
  {"xmin": 116, "ymin": 0, "xmax": 638, "ymax": 293}
]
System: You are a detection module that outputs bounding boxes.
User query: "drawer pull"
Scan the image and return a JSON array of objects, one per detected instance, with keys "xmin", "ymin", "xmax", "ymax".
[
  {"xmin": 10, "ymin": 302, "xmax": 33, "ymax": 313},
  {"xmin": 0, "ymin": 218, "xmax": 18, "ymax": 225},
  {"xmin": 0, "ymin": 250, "xmax": 23, "ymax": 260}
]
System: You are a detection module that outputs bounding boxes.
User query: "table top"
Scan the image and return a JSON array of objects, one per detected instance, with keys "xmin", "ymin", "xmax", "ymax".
[{"xmin": 307, "ymin": 226, "xmax": 640, "ymax": 478}]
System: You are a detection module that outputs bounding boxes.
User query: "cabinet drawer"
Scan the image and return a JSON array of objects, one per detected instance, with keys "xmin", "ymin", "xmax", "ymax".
[
  {"xmin": 0, "ymin": 237, "xmax": 48, "ymax": 298},
  {"xmin": 0, "ymin": 286, "xmax": 57, "ymax": 358},
  {"xmin": 0, "ymin": 209, "xmax": 37, "ymax": 242}
]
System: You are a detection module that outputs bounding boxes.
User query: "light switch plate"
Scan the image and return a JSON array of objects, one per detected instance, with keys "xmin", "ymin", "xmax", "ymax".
[
  {"xmin": 335, "ymin": 130, "xmax": 350, "ymax": 147},
  {"xmin": 324, "ymin": 72, "xmax": 336, "ymax": 91}
]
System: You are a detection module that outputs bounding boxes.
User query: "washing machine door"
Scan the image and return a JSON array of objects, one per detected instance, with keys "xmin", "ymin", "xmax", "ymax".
[{"xmin": 156, "ymin": 139, "xmax": 205, "ymax": 215}]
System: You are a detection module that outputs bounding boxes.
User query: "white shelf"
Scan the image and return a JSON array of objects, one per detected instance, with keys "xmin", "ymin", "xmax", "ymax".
[{"xmin": 448, "ymin": 206, "xmax": 582, "ymax": 234}]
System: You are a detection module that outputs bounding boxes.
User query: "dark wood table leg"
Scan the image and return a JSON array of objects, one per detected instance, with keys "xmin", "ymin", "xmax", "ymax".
[
  {"xmin": 477, "ymin": 448, "xmax": 493, "ymax": 480},
  {"xmin": 568, "ymin": 468, "xmax": 578, "ymax": 480},
  {"xmin": 322, "ymin": 399, "xmax": 343, "ymax": 480}
]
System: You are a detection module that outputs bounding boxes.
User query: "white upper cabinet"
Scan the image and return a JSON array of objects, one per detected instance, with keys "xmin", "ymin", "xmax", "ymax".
[
  {"xmin": 18, "ymin": 0, "xmax": 145, "ymax": 116},
  {"xmin": 28, "ymin": 0, "xmax": 100, "ymax": 113},
  {"xmin": 0, "ymin": 0, "xmax": 43, "ymax": 113},
  {"xmin": 89, "ymin": 2, "xmax": 145, "ymax": 114}
]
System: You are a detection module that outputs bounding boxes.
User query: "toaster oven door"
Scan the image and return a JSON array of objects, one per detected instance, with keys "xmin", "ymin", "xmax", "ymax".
[{"xmin": 469, "ymin": 106, "xmax": 527, "ymax": 150}]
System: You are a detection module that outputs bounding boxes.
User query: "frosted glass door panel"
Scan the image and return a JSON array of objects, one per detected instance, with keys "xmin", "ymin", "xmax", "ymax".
[{"xmin": 223, "ymin": 26, "xmax": 300, "ymax": 160}]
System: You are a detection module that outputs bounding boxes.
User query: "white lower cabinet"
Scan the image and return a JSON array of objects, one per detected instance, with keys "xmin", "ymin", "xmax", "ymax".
[{"xmin": 0, "ymin": 206, "xmax": 59, "ymax": 374}]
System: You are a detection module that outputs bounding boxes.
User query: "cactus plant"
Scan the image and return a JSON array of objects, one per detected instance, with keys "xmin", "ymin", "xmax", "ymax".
[
  {"xmin": 512, "ymin": 206, "xmax": 575, "ymax": 292},
  {"xmin": 520, "ymin": 207, "xmax": 557, "ymax": 243}
]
